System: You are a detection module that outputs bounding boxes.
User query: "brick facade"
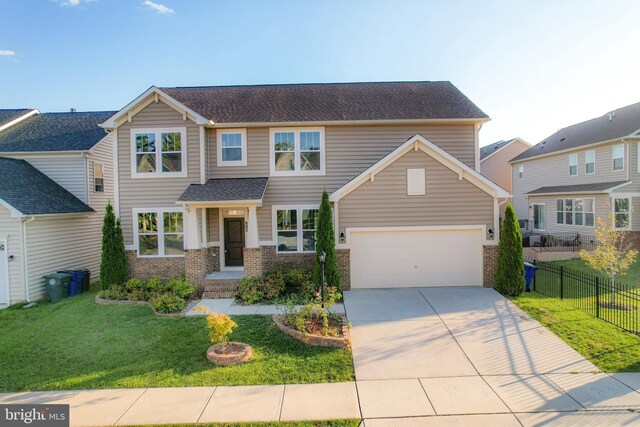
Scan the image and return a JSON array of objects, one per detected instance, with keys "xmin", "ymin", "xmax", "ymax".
[
  {"xmin": 336, "ymin": 249, "xmax": 351, "ymax": 290},
  {"xmin": 125, "ymin": 250, "xmax": 186, "ymax": 280},
  {"xmin": 483, "ymin": 245, "xmax": 499, "ymax": 287},
  {"xmin": 243, "ymin": 247, "xmax": 263, "ymax": 277}
]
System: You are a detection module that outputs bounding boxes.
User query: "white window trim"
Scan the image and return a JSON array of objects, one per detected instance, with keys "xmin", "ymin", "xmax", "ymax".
[
  {"xmin": 130, "ymin": 127, "xmax": 187, "ymax": 178},
  {"xmin": 555, "ymin": 197, "xmax": 595, "ymax": 228},
  {"xmin": 272, "ymin": 204, "xmax": 320, "ymax": 253},
  {"xmin": 518, "ymin": 165, "xmax": 524, "ymax": 180},
  {"xmin": 94, "ymin": 161, "xmax": 104, "ymax": 193},
  {"xmin": 133, "ymin": 207, "xmax": 185, "ymax": 258},
  {"xmin": 569, "ymin": 153, "xmax": 578, "ymax": 176},
  {"xmin": 637, "ymin": 142, "xmax": 640, "ymax": 173},
  {"xmin": 217, "ymin": 128, "xmax": 247, "ymax": 167},
  {"xmin": 585, "ymin": 150, "xmax": 595, "ymax": 175},
  {"xmin": 532, "ymin": 203, "xmax": 546, "ymax": 231},
  {"xmin": 269, "ymin": 127, "xmax": 326, "ymax": 177},
  {"xmin": 612, "ymin": 143, "xmax": 625, "ymax": 171},
  {"xmin": 613, "ymin": 197, "xmax": 632, "ymax": 230}
]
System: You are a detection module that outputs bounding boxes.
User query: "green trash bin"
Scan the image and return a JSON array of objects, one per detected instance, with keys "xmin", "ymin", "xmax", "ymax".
[{"xmin": 44, "ymin": 273, "xmax": 71, "ymax": 302}]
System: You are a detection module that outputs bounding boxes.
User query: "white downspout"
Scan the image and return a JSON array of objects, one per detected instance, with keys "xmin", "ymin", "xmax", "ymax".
[{"xmin": 21, "ymin": 216, "xmax": 35, "ymax": 302}]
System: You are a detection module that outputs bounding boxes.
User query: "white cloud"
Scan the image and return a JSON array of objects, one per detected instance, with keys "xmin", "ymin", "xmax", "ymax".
[
  {"xmin": 0, "ymin": 50, "xmax": 16, "ymax": 57},
  {"xmin": 143, "ymin": 0, "xmax": 174, "ymax": 15}
]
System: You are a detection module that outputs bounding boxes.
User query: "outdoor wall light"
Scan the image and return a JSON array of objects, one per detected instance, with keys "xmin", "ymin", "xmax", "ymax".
[
  {"xmin": 8, "ymin": 255, "xmax": 14, "ymax": 262},
  {"xmin": 487, "ymin": 228, "xmax": 494, "ymax": 238},
  {"xmin": 339, "ymin": 231, "xmax": 345, "ymax": 242}
]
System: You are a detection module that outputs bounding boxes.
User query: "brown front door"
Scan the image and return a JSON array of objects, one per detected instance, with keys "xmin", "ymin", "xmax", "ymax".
[{"xmin": 224, "ymin": 218, "xmax": 245, "ymax": 267}]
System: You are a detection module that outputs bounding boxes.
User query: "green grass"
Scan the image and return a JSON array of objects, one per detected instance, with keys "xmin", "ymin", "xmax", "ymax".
[
  {"xmin": 552, "ymin": 258, "xmax": 640, "ymax": 288},
  {"xmin": 124, "ymin": 421, "xmax": 361, "ymax": 427},
  {"xmin": 0, "ymin": 292, "xmax": 354, "ymax": 392},
  {"xmin": 512, "ymin": 292, "xmax": 640, "ymax": 372}
]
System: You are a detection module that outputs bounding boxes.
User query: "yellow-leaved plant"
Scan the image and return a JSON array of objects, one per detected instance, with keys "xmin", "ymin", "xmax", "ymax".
[
  {"xmin": 579, "ymin": 212, "xmax": 638, "ymax": 303},
  {"xmin": 194, "ymin": 306, "xmax": 238, "ymax": 349}
]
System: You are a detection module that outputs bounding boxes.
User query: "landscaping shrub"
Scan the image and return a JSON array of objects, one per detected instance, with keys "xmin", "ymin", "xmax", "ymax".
[
  {"xmin": 298, "ymin": 279, "xmax": 319, "ymax": 300},
  {"xmin": 496, "ymin": 204, "xmax": 526, "ymax": 297},
  {"xmin": 236, "ymin": 276, "xmax": 263, "ymax": 304},
  {"xmin": 145, "ymin": 277, "xmax": 162, "ymax": 293},
  {"xmin": 166, "ymin": 277, "xmax": 197, "ymax": 299},
  {"xmin": 262, "ymin": 271, "xmax": 286, "ymax": 299},
  {"xmin": 100, "ymin": 202, "xmax": 127, "ymax": 289},
  {"xmin": 151, "ymin": 293, "xmax": 185, "ymax": 314},
  {"xmin": 314, "ymin": 190, "xmax": 341, "ymax": 289},
  {"xmin": 99, "ymin": 285, "xmax": 127, "ymax": 301},
  {"xmin": 283, "ymin": 268, "xmax": 314, "ymax": 294}
]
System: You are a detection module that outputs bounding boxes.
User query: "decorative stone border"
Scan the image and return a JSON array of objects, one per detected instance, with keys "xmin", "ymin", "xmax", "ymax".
[
  {"xmin": 95, "ymin": 295, "xmax": 185, "ymax": 317},
  {"xmin": 272, "ymin": 314, "xmax": 351, "ymax": 349},
  {"xmin": 206, "ymin": 342, "xmax": 253, "ymax": 366}
]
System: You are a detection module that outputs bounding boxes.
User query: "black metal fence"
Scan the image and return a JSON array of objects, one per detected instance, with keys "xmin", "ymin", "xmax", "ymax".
[
  {"xmin": 524, "ymin": 232, "xmax": 599, "ymax": 252},
  {"xmin": 529, "ymin": 260, "xmax": 640, "ymax": 334}
]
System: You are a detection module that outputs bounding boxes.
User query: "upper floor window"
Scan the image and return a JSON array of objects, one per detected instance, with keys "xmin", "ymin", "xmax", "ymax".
[
  {"xmin": 217, "ymin": 129, "xmax": 247, "ymax": 167},
  {"xmin": 613, "ymin": 144, "xmax": 624, "ymax": 171},
  {"xmin": 270, "ymin": 128, "xmax": 325, "ymax": 176},
  {"xmin": 135, "ymin": 208, "xmax": 184, "ymax": 257},
  {"xmin": 569, "ymin": 153, "xmax": 578, "ymax": 176},
  {"xmin": 94, "ymin": 162, "xmax": 104, "ymax": 192},
  {"xmin": 131, "ymin": 128, "xmax": 186, "ymax": 178},
  {"xmin": 585, "ymin": 150, "xmax": 595, "ymax": 174},
  {"xmin": 518, "ymin": 165, "xmax": 524, "ymax": 180},
  {"xmin": 614, "ymin": 197, "xmax": 631, "ymax": 229}
]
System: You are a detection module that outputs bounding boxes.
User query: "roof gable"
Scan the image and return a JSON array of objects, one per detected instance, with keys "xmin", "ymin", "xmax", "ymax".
[
  {"xmin": 0, "ymin": 157, "xmax": 94, "ymax": 216},
  {"xmin": 330, "ymin": 134, "xmax": 510, "ymax": 202},
  {"xmin": 480, "ymin": 137, "xmax": 530, "ymax": 161}
]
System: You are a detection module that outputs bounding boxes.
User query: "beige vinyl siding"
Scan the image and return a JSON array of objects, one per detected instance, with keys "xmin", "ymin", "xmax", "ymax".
[
  {"xmin": 511, "ymin": 140, "xmax": 633, "ymax": 221},
  {"xmin": 207, "ymin": 124, "xmax": 477, "ymax": 241},
  {"xmin": 207, "ymin": 208, "xmax": 219, "ymax": 242},
  {"xmin": 117, "ymin": 100, "xmax": 200, "ymax": 245},
  {"xmin": 526, "ymin": 194, "xmax": 610, "ymax": 235},
  {"xmin": 10, "ymin": 156, "xmax": 88, "ymax": 203},
  {"xmin": 0, "ymin": 206, "xmax": 24, "ymax": 304},
  {"xmin": 338, "ymin": 149, "xmax": 494, "ymax": 235},
  {"xmin": 480, "ymin": 140, "xmax": 529, "ymax": 193}
]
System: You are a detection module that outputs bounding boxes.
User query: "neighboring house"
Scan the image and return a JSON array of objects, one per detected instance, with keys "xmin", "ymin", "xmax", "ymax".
[
  {"xmin": 100, "ymin": 81, "xmax": 509, "ymax": 293},
  {"xmin": 0, "ymin": 110, "xmax": 115, "ymax": 306},
  {"xmin": 510, "ymin": 101, "xmax": 640, "ymax": 239},
  {"xmin": 479, "ymin": 138, "xmax": 530, "ymax": 217}
]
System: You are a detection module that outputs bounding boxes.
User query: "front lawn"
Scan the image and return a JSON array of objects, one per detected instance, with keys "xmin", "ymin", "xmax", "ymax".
[
  {"xmin": 552, "ymin": 258, "xmax": 640, "ymax": 288},
  {"xmin": 512, "ymin": 292, "xmax": 640, "ymax": 372},
  {"xmin": 0, "ymin": 292, "xmax": 354, "ymax": 392}
]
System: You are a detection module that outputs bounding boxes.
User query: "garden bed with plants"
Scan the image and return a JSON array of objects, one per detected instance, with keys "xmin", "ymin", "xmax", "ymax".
[
  {"xmin": 98, "ymin": 277, "xmax": 197, "ymax": 314},
  {"xmin": 236, "ymin": 268, "xmax": 334, "ymax": 305}
]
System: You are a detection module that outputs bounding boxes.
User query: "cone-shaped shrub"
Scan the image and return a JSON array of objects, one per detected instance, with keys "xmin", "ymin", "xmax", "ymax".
[
  {"xmin": 495, "ymin": 204, "xmax": 525, "ymax": 296},
  {"xmin": 100, "ymin": 202, "xmax": 127, "ymax": 289},
  {"xmin": 314, "ymin": 190, "xmax": 341, "ymax": 289}
]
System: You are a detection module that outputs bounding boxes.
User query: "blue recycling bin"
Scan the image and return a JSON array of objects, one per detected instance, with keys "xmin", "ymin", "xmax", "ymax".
[
  {"xmin": 524, "ymin": 262, "xmax": 538, "ymax": 292},
  {"xmin": 58, "ymin": 270, "xmax": 83, "ymax": 296}
]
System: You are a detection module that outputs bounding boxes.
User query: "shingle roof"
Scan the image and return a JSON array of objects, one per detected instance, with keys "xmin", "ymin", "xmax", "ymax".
[
  {"xmin": 512, "ymin": 102, "xmax": 640, "ymax": 162},
  {"xmin": 480, "ymin": 138, "xmax": 517, "ymax": 160},
  {"xmin": 0, "ymin": 109, "xmax": 36, "ymax": 128},
  {"xmin": 0, "ymin": 111, "xmax": 115, "ymax": 152},
  {"xmin": 178, "ymin": 178, "xmax": 269, "ymax": 202},
  {"xmin": 0, "ymin": 157, "xmax": 94, "ymax": 215},
  {"xmin": 160, "ymin": 81, "xmax": 489, "ymax": 124},
  {"xmin": 526, "ymin": 181, "xmax": 629, "ymax": 195}
]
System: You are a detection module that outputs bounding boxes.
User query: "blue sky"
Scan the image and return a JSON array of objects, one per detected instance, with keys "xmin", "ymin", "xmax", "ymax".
[{"xmin": 1, "ymin": 0, "xmax": 639, "ymax": 145}]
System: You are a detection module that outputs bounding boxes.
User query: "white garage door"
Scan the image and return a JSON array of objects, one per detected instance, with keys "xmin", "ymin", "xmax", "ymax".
[{"xmin": 349, "ymin": 228, "xmax": 484, "ymax": 288}]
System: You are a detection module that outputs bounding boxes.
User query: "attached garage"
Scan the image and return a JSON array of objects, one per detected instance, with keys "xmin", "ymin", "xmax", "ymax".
[{"xmin": 349, "ymin": 227, "xmax": 484, "ymax": 288}]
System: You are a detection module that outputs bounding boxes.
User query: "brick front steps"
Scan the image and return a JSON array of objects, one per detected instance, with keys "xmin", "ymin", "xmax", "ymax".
[{"xmin": 202, "ymin": 279, "xmax": 241, "ymax": 299}]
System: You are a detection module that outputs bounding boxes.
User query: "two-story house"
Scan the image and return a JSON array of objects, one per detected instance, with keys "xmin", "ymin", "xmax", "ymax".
[
  {"xmin": 0, "ymin": 109, "xmax": 114, "ymax": 306},
  {"xmin": 510, "ymin": 101, "xmax": 640, "ymax": 241},
  {"xmin": 479, "ymin": 138, "xmax": 530, "ymax": 217},
  {"xmin": 100, "ymin": 82, "xmax": 509, "ymax": 294}
]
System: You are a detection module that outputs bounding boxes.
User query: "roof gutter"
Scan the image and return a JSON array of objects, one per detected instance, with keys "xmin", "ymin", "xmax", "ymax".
[
  {"xmin": 20, "ymin": 216, "xmax": 35, "ymax": 303},
  {"xmin": 209, "ymin": 117, "xmax": 490, "ymax": 129}
]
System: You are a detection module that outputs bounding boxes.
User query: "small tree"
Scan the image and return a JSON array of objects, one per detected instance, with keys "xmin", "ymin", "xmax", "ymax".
[
  {"xmin": 314, "ymin": 190, "xmax": 341, "ymax": 289},
  {"xmin": 580, "ymin": 212, "xmax": 638, "ymax": 303},
  {"xmin": 495, "ymin": 204, "xmax": 526, "ymax": 296},
  {"xmin": 100, "ymin": 202, "xmax": 127, "ymax": 289}
]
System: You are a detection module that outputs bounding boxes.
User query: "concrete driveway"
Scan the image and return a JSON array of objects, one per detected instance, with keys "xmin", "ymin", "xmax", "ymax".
[{"xmin": 344, "ymin": 287, "xmax": 640, "ymax": 425}]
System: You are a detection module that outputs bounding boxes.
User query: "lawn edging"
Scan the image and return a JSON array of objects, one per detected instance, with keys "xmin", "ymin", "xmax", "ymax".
[{"xmin": 272, "ymin": 314, "xmax": 351, "ymax": 349}]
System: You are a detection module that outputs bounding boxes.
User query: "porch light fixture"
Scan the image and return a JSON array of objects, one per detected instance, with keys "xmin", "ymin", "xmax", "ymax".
[
  {"xmin": 319, "ymin": 250, "xmax": 326, "ymax": 308},
  {"xmin": 487, "ymin": 228, "xmax": 494, "ymax": 238},
  {"xmin": 339, "ymin": 231, "xmax": 345, "ymax": 243}
]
